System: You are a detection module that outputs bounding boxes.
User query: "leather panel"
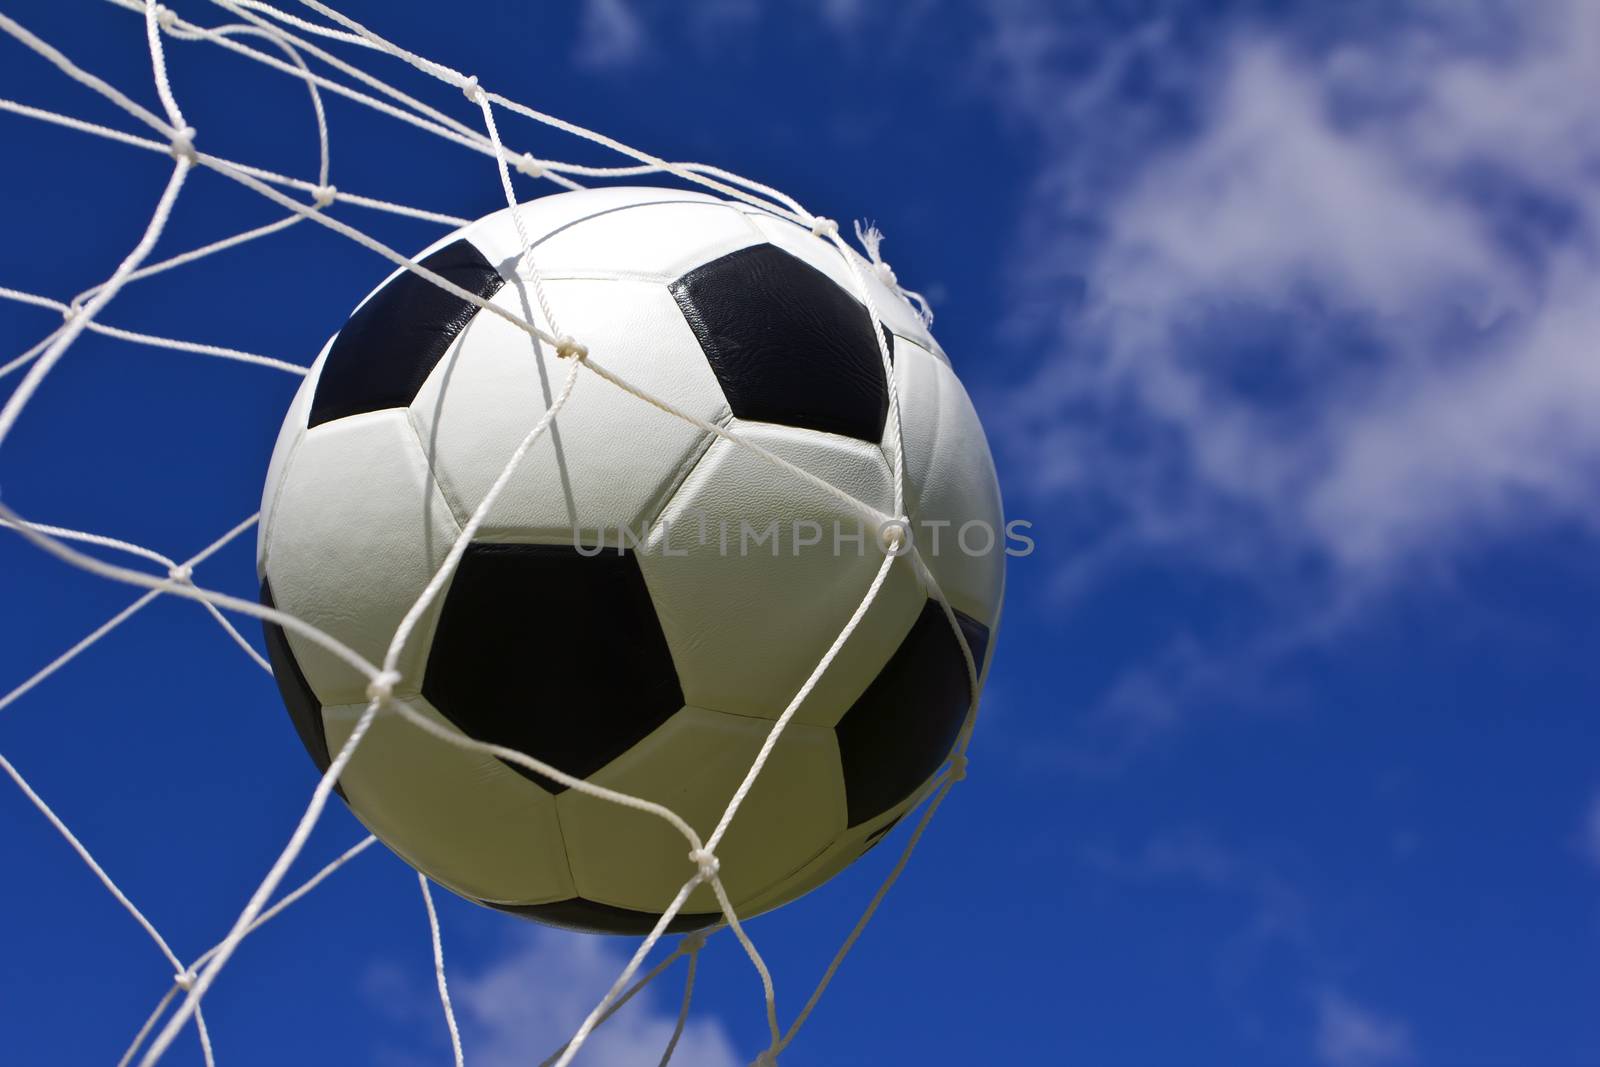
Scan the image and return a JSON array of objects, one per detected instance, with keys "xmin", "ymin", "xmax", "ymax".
[
  {"xmin": 309, "ymin": 239, "xmax": 505, "ymax": 427},
  {"xmin": 640, "ymin": 420, "xmax": 925, "ymax": 728},
  {"xmin": 557, "ymin": 707, "xmax": 844, "ymax": 916},
  {"xmin": 322, "ymin": 695, "xmax": 573, "ymax": 904},
  {"xmin": 410, "ymin": 279, "xmax": 726, "ymax": 542},
  {"xmin": 258, "ymin": 578, "xmax": 342, "ymax": 798},
  {"xmin": 671, "ymin": 243, "xmax": 890, "ymax": 443},
  {"xmin": 421, "ymin": 544, "xmax": 684, "ymax": 793},
  {"xmin": 480, "ymin": 897, "xmax": 719, "ymax": 935},
  {"xmin": 835, "ymin": 600, "xmax": 991, "ymax": 827}
]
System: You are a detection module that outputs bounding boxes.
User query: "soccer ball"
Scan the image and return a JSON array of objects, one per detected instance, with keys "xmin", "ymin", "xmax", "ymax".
[{"xmin": 257, "ymin": 187, "xmax": 1004, "ymax": 933}]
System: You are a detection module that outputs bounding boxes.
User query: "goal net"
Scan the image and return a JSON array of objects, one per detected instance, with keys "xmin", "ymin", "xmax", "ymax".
[{"xmin": 0, "ymin": 3, "xmax": 980, "ymax": 1065}]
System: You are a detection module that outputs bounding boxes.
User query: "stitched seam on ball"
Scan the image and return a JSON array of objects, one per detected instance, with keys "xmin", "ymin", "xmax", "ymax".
[
  {"xmin": 641, "ymin": 405, "xmax": 734, "ymax": 537},
  {"xmin": 490, "ymin": 198, "xmax": 755, "ymax": 278}
]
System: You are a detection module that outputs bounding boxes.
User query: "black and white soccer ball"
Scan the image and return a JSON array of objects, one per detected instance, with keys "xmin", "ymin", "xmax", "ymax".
[{"xmin": 257, "ymin": 187, "xmax": 1004, "ymax": 933}]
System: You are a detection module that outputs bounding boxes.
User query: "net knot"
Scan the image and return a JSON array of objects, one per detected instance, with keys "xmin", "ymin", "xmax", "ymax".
[
  {"xmin": 687, "ymin": 847, "xmax": 720, "ymax": 879},
  {"xmin": 311, "ymin": 184, "xmax": 337, "ymax": 208},
  {"xmin": 166, "ymin": 563, "xmax": 193, "ymax": 584},
  {"xmin": 168, "ymin": 126, "xmax": 197, "ymax": 162},
  {"xmin": 809, "ymin": 216, "xmax": 837, "ymax": 238},
  {"xmin": 949, "ymin": 753, "xmax": 969, "ymax": 782},
  {"xmin": 680, "ymin": 930, "xmax": 709, "ymax": 954},
  {"xmin": 173, "ymin": 968, "xmax": 197, "ymax": 991},
  {"xmin": 554, "ymin": 336, "xmax": 588, "ymax": 361},
  {"xmin": 61, "ymin": 300, "xmax": 84, "ymax": 322},
  {"xmin": 877, "ymin": 517, "xmax": 910, "ymax": 556},
  {"xmin": 874, "ymin": 260, "xmax": 898, "ymax": 286},
  {"xmin": 515, "ymin": 152, "xmax": 545, "ymax": 179},
  {"xmin": 366, "ymin": 670, "xmax": 402, "ymax": 704},
  {"xmin": 753, "ymin": 1050, "xmax": 778, "ymax": 1067},
  {"xmin": 154, "ymin": 4, "xmax": 178, "ymax": 30},
  {"xmin": 459, "ymin": 75, "xmax": 484, "ymax": 103}
]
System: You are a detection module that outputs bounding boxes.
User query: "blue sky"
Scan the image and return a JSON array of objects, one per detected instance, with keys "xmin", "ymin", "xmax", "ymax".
[{"xmin": 2, "ymin": 1, "xmax": 1598, "ymax": 1065}]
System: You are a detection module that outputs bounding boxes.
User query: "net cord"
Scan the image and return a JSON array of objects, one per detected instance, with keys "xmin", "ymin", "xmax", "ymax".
[{"xmin": 419, "ymin": 874, "xmax": 466, "ymax": 1067}]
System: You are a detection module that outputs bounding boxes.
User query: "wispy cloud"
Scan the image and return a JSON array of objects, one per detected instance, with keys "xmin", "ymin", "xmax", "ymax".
[
  {"xmin": 981, "ymin": 0, "xmax": 1600, "ymax": 755},
  {"xmin": 1583, "ymin": 792, "xmax": 1600, "ymax": 870},
  {"xmin": 575, "ymin": 0, "xmax": 648, "ymax": 71},
  {"xmin": 1031, "ymin": 629, "xmax": 1304, "ymax": 775},
  {"xmin": 371, "ymin": 927, "xmax": 740, "ymax": 1067},
  {"xmin": 1079, "ymin": 831, "xmax": 1313, "ymax": 972},
  {"xmin": 459, "ymin": 929, "xmax": 739, "ymax": 1067},
  {"xmin": 1314, "ymin": 990, "xmax": 1415, "ymax": 1067},
  {"xmin": 1001, "ymin": 0, "xmax": 1600, "ymax": 589},
  {"xmin": 1082, "ymin": 834, "xmax": 1415, "ymax": 1063}
]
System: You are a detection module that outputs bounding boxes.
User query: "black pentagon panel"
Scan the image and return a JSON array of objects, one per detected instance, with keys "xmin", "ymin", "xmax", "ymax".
[
  {"xmin": 480, "ymin": 896, "xmax": 719, "ymax": 935},
  {"xmin": 259, "ymin": 580, "xmax": 344, "ymax": 799},
  {"xmin": 671, "ymin": 243, "xmax": 891, "ymax": 443},
  {"xmin": 308, "ymin": 239, "xmax": 505, "ymax": 427},
  {"xmin": 835, "ymin": 601, "xmax": 991, "ymax": 827},
  {"xmin": 422, "ymin": 544, "xmax": 685, "ymax": 794},
  {"xmin": 953, "ymin": 610, "xmax": 992, "ymax": 677}
]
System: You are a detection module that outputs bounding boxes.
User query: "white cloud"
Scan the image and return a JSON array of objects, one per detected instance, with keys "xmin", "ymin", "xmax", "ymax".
[
  {"xmin": 998, "ymin": 0, "xmax": 1600, "ymax": 587},
  {"xmin": 449, "ymin": 928, "xmax": 740, "ymax": 1067},
  {"xmin": 1313, "ymin": 990, "xmax": 1415, "ymax": 1067},
  {"xmin": 575, "ymin": 0, "xmax": 647, "ymax": 71},
  {"xmin": 820, "ymin": 0, "xmax": 864, "ymax": 32},
  {"xmin": 1584, "ymin": 792, "xmax": 1600, "ymax": 869}
]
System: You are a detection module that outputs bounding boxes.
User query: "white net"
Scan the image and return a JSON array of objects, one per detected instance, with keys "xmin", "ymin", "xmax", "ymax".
[{"xmin": 0, "ymin": 3, "xmax": 981, "ymax": 1064}]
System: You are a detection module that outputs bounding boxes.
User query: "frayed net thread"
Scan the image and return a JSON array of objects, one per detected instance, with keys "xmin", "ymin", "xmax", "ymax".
[{"xmin": 854, "ymin": 219, "xmax": 933, "ymax": 327}]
